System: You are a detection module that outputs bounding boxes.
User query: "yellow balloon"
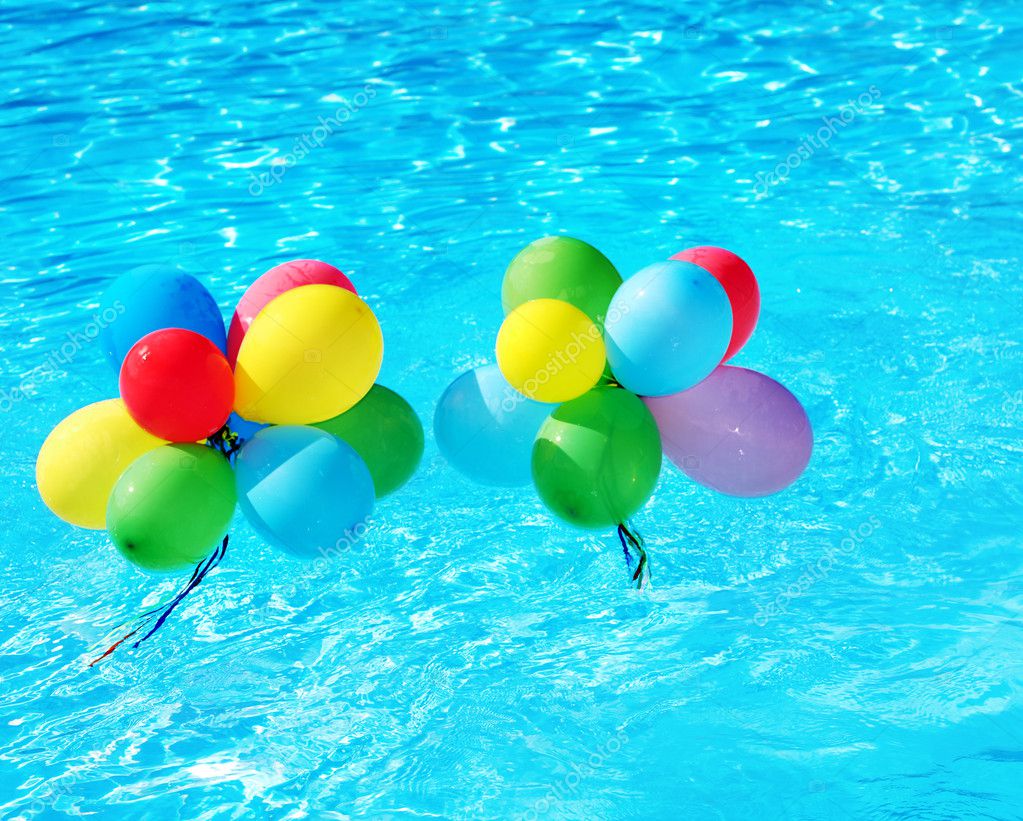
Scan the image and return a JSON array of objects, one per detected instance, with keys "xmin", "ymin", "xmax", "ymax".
[
  {"xmin": 234, "ymin": 284, "xmax": 383, "ymax": 424},
  {"xmin": 496, "ymin": 298, "xmax": 606, "ymax": 403},
  {"xmin": 36, "ymin": 399, "xmax": 167, "ymax": 530}
]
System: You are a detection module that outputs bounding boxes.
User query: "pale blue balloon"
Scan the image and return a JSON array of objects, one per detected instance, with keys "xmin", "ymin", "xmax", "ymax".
[
  {"xmin": 235, "ymin": 426, "xmax": 375, "ymax": 559},
  {"xmin": 604, "ymin": 260, "xmax": 733, "ymax": 396},
  {"xmin": 434, "ymin": 364, "xmax": 555, "ymax": 487}
]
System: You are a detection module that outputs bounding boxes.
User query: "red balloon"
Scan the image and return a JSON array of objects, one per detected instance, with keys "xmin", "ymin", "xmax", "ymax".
[
  {"xmin": 671, "ymin": 246, "xmax": 759, "ymax": 362},
  {"xmin": 227, "ymin": 259, "xmax": 356, "ymax": 366},
  {"xmin": 120, "ymin": 329, "xmax": 234, "ymax": 442}
]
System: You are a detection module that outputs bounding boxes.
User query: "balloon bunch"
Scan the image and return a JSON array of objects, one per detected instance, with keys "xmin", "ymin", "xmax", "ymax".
[
  {"xmin": 37, "ymin": 259, "xmax": 422, "ymax": 658},
  {"xmin": 226, "ymin": 260, "xmax": 422, "ymax": 558},
  {"xmin": 436, "ymin": 237, "xmax": 812, "ymax": 587}
]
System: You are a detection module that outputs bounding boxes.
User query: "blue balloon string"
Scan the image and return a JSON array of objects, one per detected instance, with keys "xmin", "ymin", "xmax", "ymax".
[
  {"xmin": 617, "ymin": 524, "xmax": 634, "ymax": 570},
  {"xmin": 131, "ymin": 536, "xmax": 227, "ymax": 649},
  {"xmin": 89, "ymin": 536, "xmax": 229, "ymax": 666},
  {"xmin": 617, "ymin": 522, "xmax": 648, "ymax": 590}
]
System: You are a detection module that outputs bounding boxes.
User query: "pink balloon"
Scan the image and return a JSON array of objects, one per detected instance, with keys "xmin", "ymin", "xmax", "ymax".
[
  {"xmin": 227, "ymin": 259, "xmax": 356, "ymax": 366},
  {"xmin": 671, "ymin": 246, "xmax": 759, "ymax": 362},
  {"xmin": 643, "ymin": 365, "xmax": 812, "ymax": 497}
]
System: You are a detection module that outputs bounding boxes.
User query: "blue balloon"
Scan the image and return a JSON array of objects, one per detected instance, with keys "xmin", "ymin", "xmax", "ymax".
[
  {"xmin": 604, "ymin": 260, "xmax": 733, "ymax": 396},
  {"xmin": 235, "ymin": 426, "xmax": 375, "ymax": 559},
  {"xmin": 99, "ymin": 265, "xmax": 227, "ymax": 372},
  {"xmin": 227, "ymin": 411, "xmax": 267, "ymax": 445},
  {"xmin": 434, "ymin": 364, "xmax": 555, "ymax": 487}
]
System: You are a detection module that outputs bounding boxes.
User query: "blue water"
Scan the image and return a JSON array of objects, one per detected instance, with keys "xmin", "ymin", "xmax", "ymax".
[{"xmin": 2, "ymin": 1, "xmax": 1022, "ymax": 818}]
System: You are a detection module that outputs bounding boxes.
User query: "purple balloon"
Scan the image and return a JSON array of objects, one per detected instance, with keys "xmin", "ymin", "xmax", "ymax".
[{"xmin": 643, "ymin": 365, "xmax": 812, "ymax": 497}]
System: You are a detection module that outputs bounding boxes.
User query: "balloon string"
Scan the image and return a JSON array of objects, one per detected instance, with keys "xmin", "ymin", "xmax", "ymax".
[
  {"xmin": 206, "ymin": 425, "xmax": 242, "ymax": 463},
  {"xmin": 88, "ymin": 535, "xmax": 229, "ymax": 667},
  {"xmin": 86, "ymin": 627, "xmax": 142, "ymax": 668},
  {"xmin": 132, "ymin": 557, "xmax": 205, "ymax": 623},
  {"xmin": 131, "ymin": 536, "xmax": 227, "ymax": 649},
  {"xmin": 617, "ymin": 524, "xmax": 634, "ymax": 570},
  {"xmin": 617, "ymin": 522, "xmax": 648, "ymax": 590}
]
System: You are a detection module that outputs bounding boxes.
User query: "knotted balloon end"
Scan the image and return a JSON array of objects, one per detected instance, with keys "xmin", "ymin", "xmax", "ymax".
[{"xmin": 617, "ymin": 522, "xmax": 648, "ymax": 590}]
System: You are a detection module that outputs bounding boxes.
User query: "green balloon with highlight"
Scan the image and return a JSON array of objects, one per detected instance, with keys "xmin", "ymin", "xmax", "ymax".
[
  {"xmin": 313, "ymin": 384, "xmax": 424, "ymax": 498},
  {"xmin": 502, "ymin": 236, "xmax": 623, "ymax": 324},
  {"xmin": 106, "ymin": 443, "xmax": 237, "ymax": 572},
  {"xmin": 532, "ymin": 387, "xmax": 662, "ymax": 530}
]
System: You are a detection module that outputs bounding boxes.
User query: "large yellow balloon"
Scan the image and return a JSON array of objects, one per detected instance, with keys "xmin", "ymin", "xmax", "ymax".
[
  {"xmin": 36, "ymin": 399, "xmax": 167, "ymax": 529},
  {"xmin": 496, "ymin": 298, "xmax": 606, "ymax": 403},
  {"xmin": 234, "ymin": 284, "xmax": 383, "ymax": 424}
]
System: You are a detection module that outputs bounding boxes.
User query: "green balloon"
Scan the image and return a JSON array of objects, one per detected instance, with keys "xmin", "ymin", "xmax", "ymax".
[
  {"xmin": 106, "ymin": 443, "xmax": 237, "ymax": 572},
  {"xmin": 313, "ymin": 384, "xmax": 424, "ymax": 498},
  {"xmin": 502, "ymin": 236, "xmax": 623, "ymax": 324},
  {"xmin": 532, "ymin": 387, "xmax": 661, "ymax": 529}
]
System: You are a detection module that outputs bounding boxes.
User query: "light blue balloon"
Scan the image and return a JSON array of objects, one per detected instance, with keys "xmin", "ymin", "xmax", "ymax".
[
  {"xmin": 235, "ymin": 426, "xmax": 375, "ymax": 559},
  {"xmin": 99, "ymin": 265, "xmax": 227, "ymax": 373},
  {"xmin": 434, "ymin": 364, "xmax": 555, "ymax": 487},
  {"xmin": 604, "ymin": 260, "xmax": 733, "ymax": 396}
]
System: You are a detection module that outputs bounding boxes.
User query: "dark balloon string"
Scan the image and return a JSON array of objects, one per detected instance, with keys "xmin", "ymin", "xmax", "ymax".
[
  {"xmin": 617, "ymin": 522, "xmax": 648, "ymax": 590},
  {"xmin": 620, "ymin": 527, "xmax": 634, "ymax": 572},
  {"xmin": 207, "ymin": 424, "xmax": 242, "ymax": 462},
  {"xmin": 88, "ymin": 535, "xmax": 229, "ymax": 668},
  {"xmin": 131, "ymin": 536, "xmax": 228, "ymax": 648}
]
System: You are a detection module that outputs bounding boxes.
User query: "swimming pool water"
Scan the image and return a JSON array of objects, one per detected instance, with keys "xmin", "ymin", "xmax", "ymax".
[{"xmin": 2, "ymin": 1, "xmax": 1022, "ymax": 818}]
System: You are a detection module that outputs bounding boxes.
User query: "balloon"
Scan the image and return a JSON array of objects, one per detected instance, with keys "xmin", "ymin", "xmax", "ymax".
[
  {"xmin": 434, "ymin": 364, "xmax": 555, "ymax": 487},
  {"xmin": 36, "ymin": 399, "xmax": 167, "ymax": 529},
  {"xmin": 235, "ymin": 426, "xmax": 375, "ymax": 558},
  {"xmin": 671, "ymin": 246, "xmax": 759, "ymax": 362},
  {"xmin": 313, "ymin": 384, "xmax": 423, "ymax": 498},
  {"xmin": 226, "ymin": 411, "xmax": 268, "ymax": 445},
  {"xmin": 643, "ymin": 365, "xmax": 812, "ymax": 497},
  {"xmin": 106, "ymin": 443, "xmax": 237, "ymax": 572},
  {"xmin": 119, "ymin": 328, "xmax": 234, "ymax": 442},
  {"xmin": 604, "ymin": 260, "xmax": 732, "ymax": 397},
  {"xmin": 227, "ymin": 259, "xmax": 357, "ymax": 366},
  {"xmin": 502, "ymin": 236, "xmax": 623, "ymax": 323},
  {"xmin": 99, "ymin": 265, "xmax": 227, "ymax": 372},
  {"xmin": 496, "ymin": 298, "xmax": 606, "ymax": 403},
  {"xmin": 234, "ymin": 284, "xmax": 383, "ymax": 425},
  {"xmin": 532, "ymin": 387, "xmax": 662, "ymax": 529}
]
